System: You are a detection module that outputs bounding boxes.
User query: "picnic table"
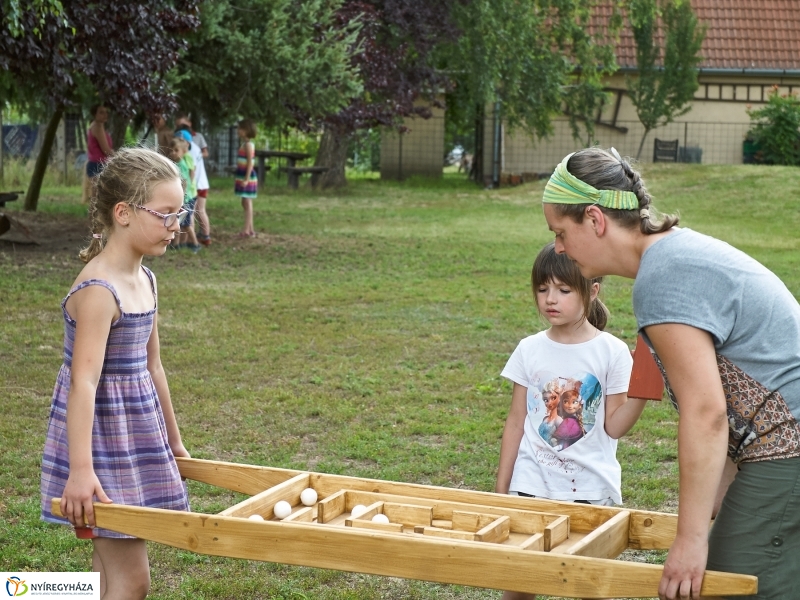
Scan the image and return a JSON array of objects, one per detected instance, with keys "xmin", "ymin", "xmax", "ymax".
[
  {"xmin": 254, "ymin": 150, "xmax": 311, "ymax": 184},
  {"xmin": 253, "ymin": 150, "xmax": 329, "ymax": 189},
  {"xmin": 0, "ymin": 191, "xmax": 36, "ymax": 243},
  {"xmin": 0, "ymin": 191, "xmax": 22, "ymax": 208}
]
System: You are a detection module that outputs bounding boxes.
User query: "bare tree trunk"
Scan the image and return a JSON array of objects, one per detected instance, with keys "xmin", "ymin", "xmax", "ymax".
[
  {"xmin": 24, "ymin": 105, "xmax": 64, "ymax": 212},
  {"xmin": 312, "ymin": 124, "xmax": 350, "ymax": 189},
  {"xmin": 636, "ymin": 128, "xmax": 651, "ymax": 161},
  {"xmin": 109, "ymin": 112, "xmax": 129, "ymax": 150}
]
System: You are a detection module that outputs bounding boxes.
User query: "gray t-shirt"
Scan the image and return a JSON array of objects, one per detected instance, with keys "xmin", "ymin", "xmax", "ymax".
[{"xmin": 634, "ymin": 228, "xmax": 800, "ymax": 427}]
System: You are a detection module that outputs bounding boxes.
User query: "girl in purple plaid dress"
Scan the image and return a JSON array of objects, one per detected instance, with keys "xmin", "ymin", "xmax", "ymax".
[{"xmin": 41, "ymin": 148, "xmax": 191, "ymax": 599}]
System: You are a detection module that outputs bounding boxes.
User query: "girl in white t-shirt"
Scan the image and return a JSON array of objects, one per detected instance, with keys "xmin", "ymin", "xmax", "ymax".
[{"xmin": 496, "ymin": 243, "xmax": 646, "ymax": 599}]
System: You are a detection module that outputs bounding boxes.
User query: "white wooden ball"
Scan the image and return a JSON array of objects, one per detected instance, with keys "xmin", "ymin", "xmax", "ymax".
[
  {"xmin": 350, "ymin": 504, "xmax": 367, "ymax": 518},
  {"xmin": 300, "ymin": 488, "xmax": 318, "ymax": 506},
  {"xmin": 248, "ymin": 514, "xmax": 264, "ymax": 521},
  {"xmin": 371, "ymin": 514, "xmax": 390, "ymax": 524},
  {"xmin": 273, "ymin": 500, "xmax": 292, "ymax": 520}
]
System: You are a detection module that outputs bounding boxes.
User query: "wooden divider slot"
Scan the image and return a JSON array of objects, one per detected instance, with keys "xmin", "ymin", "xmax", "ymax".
[
  {"xmin": 383, "ymin": 502, "xmax": 433, "ymax": 527},
  {"xmin": 349, "ymin": 520, "xmax": 404, "ymax": 533},
  {"xmin": 283, "ymin": 506, "xmax": 315, "ymax": 523},
  {"xmin": 414, "ymin": 525, "xmax": 477, "ymax": 541},
  {"xmin": 317, "ymin": 490, "xmax": 346, "ymax": 524},
  {"xmin": 564, "ymin": 511, "xmax": 630, "ymax": 559},
  {"xmin": 452, "ymin": 510, "xmax": 497, "ymax": 533},
  {"xmin": 219, "ymin": 473, "xmax": 310, "ymax": 519},
  {"xmin": 475, "ymin": 515, "xmax": 510, "ymax": 543},
  {"xmin": 544, "ymin": 515, "xmax": 570, "ymax": 551},
  {"xmin": 519, "ymin": 532, "xmax": 544, "ymax": 551},
  {"xmin": 344, "ymin": 502, "xmax": 384, "ymax": 526}
]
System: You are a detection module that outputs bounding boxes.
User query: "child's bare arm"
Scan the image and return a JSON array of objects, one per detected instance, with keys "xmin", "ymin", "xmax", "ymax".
[
  {"xmin": 496, "ymin": 383, "xmax": 528, "ymax": 494},
  {"xmin": 604, "ymin": 393, "xmax": 647, "ymax": 439}
]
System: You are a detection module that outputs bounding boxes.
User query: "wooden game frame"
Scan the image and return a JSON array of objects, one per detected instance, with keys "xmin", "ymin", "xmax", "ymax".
[{"xmin": 52, "ymin": 457, "xmax": 756, "ymax": 598}]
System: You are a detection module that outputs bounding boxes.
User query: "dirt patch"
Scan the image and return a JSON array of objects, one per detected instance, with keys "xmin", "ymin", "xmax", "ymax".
[
  {"xmin": 0, "ymin": 210, "xmax": 89, "ymax": 263},
  {"xmin": 0, "ymin": 210, "xmax": 324, "ymax": 266}
]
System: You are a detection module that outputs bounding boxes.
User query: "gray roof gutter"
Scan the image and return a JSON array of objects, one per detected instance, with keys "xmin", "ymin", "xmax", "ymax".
[{"xmin": 616, "ymin": 65, "xmax": 800, "ymax": 77}]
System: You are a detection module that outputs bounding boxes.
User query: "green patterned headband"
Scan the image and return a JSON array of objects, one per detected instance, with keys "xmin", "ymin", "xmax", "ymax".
[{"xmin": 542, "ymin": 152, "xmax": 639, "ymax": 210}]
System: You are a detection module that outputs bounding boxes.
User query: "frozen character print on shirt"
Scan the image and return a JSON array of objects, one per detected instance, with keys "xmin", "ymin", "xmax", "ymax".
[
  {"xmin": 536, "ymin": 379, "xmax": 563, "ymax": 445},
  {"xmin": 553, "ymin": 381, "xmax": 584, "ymax": 450},
  {"xmin": 527, "ymin": 373, "xmax": 604, "ymax": 451}
]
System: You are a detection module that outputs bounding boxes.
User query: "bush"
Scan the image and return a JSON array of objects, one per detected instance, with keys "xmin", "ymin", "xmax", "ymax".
[{"xmin": 746, "ymin": 89, "xmax": 800, "ymax": 165}]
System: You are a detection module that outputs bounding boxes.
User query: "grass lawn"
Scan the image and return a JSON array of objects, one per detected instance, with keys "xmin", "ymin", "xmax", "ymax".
[{"xmin": 2, "ymin": 163, "xmax": 799, "ymax": 599}]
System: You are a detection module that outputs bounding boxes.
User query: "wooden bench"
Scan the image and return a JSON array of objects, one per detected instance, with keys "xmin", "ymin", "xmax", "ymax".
[
  {"xmin": 653, "ymin": 138, "xmax": 679, "ymax": 163},
  {"xmin": 281, "ymin": 166, "xmax": 329, "ymax": 189},
  {"xmin": 0, "ymin": 191, "xmax": 22, "ymax": 208}
]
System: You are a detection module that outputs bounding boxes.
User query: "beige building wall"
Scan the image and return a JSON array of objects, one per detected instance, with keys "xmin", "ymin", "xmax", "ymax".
[
  {"xmin": 381, "ymin": 100, "xmax": 445, "ymax": 179},
  {"xmin": 490, "ymin": 73, "xmax": 800, "ymax": 176}
]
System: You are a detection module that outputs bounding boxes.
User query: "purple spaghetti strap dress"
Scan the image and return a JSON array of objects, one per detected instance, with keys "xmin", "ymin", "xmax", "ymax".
[{"xmin": 40, "ymin": 266, "xmax": 189, "ymax": 538}]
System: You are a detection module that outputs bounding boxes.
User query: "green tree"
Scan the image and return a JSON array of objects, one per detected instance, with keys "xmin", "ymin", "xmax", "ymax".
[
  {"xmin": 443, "ymin": 0, "xmax": 622, "ymax": 172},
  {"xmin": 0, "ymin": 1, "xmax": 199, "ymax": 211},
  {"xmin": 627, "ymin": 0, "xmax": 706, "ymax": 159},
  {"xmin": 1, "ymin": 0, "xmax": 67, "ymax": 37},
  {"xmin": 174, "ymin": 0, "xmax": 362, "ymax": 131}
]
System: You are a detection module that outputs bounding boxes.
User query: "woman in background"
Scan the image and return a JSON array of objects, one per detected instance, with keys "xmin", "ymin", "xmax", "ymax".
[{"xmin": 83, "ymin": 104, "xmax": 114, "ymax": 203}]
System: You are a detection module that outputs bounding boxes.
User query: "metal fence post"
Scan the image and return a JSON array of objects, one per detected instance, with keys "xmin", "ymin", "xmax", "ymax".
[
  {"xmin": 0, "ymin": 108, "xmax": 4, "ymax": 186},
  {"xmin": 492, "ymin": 101, "xmax": 501, "ymax": 188}
]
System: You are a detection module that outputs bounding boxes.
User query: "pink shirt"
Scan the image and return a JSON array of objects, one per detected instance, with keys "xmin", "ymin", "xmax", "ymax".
[{"xmin": 87, "ymin": 128, "xmax": 113, "ymax": 162}]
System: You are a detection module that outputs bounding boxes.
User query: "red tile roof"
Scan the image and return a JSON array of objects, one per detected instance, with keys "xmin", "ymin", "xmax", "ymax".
[{"xmin": 595, "ymin": 0, "xmax": 800, "ymax": 72}]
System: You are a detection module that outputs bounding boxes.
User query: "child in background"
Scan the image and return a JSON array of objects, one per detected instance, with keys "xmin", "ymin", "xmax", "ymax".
[
  {"xmin": 175, "ymin": 116, "xmax": 212, "ymax": 246},
  {"xmin": 496, "ymin": 243, "xmax": 645, "ymax": 600},
  {"xmin": 170, "ymin": 134, "xmax": 201, "ymax": 253},
  {"xmin": 152, "ymin": 114, "xmax": 174, "ymax": 156},
  {"xmin": 83, "ymin": 104, "xmax": 114, "ymax": 204},
  {"xmin": 234, "ymin": 118, "xmax": 258, "ymax": 238},
  {"xmin": 40, "ymin": 147, "xmax": 190, "ymax": 599}
]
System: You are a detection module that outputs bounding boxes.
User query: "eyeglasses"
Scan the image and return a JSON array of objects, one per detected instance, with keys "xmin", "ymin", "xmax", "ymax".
[{"xmin": 134, "ymin": 204, "xmax": 188, "ymax": 228}]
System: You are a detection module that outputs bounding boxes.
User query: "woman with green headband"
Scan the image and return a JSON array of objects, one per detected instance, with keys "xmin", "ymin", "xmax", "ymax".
[{"xmin": 543, "ymin": 147, "xmax": 800, "ymax": 600}]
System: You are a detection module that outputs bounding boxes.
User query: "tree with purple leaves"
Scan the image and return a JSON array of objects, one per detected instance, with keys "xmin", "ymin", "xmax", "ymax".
[
  {"xmin": 0, "ymin": 1, "xmax": 200, "ymax": 211},
  {"xmin": 305, "ymin": 0, "xmax": 620, "ymax": 189},
  {"xmin": 300, "ymin": 0, "xmax": 460, "ymax": 189}
]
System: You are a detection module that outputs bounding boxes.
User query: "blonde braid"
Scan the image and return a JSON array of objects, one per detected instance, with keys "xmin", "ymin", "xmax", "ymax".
[
  {"xmin": 559, "ymin": 148, "xmax": 679, "ymax": 234},
  {"xmin": 79, "ymin": 178, "xmax": 109, "ymax": 263}
]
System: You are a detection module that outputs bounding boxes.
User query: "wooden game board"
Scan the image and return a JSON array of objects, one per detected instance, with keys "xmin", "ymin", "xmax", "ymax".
[{"xmin": 52, "ymin": 457, "xmax": 756, "ymax": 598}]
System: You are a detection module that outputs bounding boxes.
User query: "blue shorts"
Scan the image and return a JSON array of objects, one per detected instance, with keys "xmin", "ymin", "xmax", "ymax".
[
  {"xmin": 86, "ymin": 161, "xmax": 104, "ymax": 178},
  {"xmin": 180, "ymin": 198, "xmax": 196, "ymax": 228}
]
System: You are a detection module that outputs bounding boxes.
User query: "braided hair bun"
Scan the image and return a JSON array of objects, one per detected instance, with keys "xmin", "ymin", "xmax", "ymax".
[{"xmin": 562, "ymin": 148, "xmax": 679, "ymax": 234}]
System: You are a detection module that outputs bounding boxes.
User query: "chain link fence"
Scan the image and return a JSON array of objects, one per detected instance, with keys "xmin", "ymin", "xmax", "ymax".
[
  {"xmin": 1, "ymin": 113, "xmax": 761, "ymax": 188},
  {"xmin": 491, "ymin": 119, "xmax": 754, "ymax": 185}
]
